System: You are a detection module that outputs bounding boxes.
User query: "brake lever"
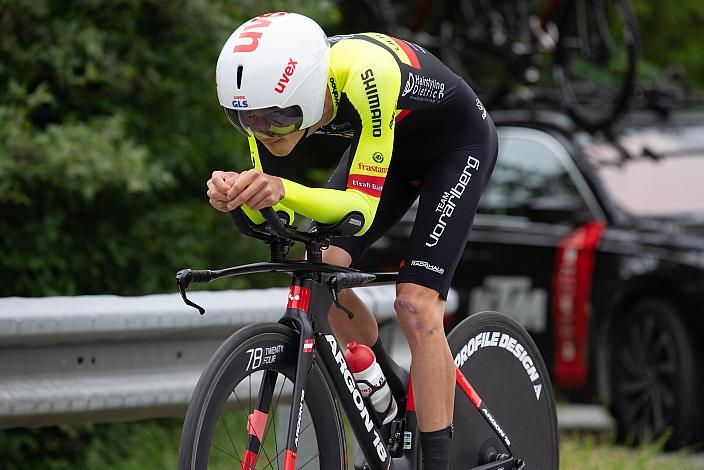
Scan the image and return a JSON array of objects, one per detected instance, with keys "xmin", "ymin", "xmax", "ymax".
[
  {"xmin": 176, "ymin": 269, "xmax": 207, "ymax": 315},
  {"xmin": 328, "ymin": 277, "xmax": 355, "ymax": 319}
]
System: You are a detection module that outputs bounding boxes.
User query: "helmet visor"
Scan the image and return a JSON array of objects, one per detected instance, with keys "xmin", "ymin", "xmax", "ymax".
[{"xmin": 223, "ymin": 105, "xmax": 304, "ymax": 139}]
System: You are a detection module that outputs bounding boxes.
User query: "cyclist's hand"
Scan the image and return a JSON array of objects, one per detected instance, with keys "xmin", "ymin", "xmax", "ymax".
[
  {"xmin": 226, "ymin": 169, "xmax": 285, "ymax": 211},
  {"xmin": 207, "ymin": 170, "xmax": 239, "ymax": 213}
]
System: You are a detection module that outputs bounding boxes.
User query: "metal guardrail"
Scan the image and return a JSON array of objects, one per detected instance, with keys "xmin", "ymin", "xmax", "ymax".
[{"xmin": 0, "ymin": 286, "xmax": 458, "ymax": 429}]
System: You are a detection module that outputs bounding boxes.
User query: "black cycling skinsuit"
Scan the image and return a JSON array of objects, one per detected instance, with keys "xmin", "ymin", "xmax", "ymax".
[{"xmin": 253, "ymin": 33, "xmax": 498, "ymax": 299}]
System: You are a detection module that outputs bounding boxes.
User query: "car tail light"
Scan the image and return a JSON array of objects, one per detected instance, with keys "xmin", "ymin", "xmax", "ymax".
[{"xmin": 552, "ymin": 221, "xmax": 605, "ymax": 389}]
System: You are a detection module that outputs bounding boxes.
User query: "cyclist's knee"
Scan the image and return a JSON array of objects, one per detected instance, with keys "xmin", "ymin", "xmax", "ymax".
[
  {"xmin": 321, "ymin": 245, "xmax": 352, "ymax": 267},
  {"xmin": 394, "ymin": 284, "xmax": 444, "ymax": 347}
]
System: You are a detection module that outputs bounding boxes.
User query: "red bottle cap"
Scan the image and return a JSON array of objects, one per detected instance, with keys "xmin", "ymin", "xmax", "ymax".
[{"xmin": 344, "ymin": 341, "xmax": 376, "ymax": 373}]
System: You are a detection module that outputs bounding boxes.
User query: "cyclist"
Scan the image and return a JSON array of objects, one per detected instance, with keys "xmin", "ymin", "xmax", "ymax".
[{"xmin": 207, "ymin": 12, "xmax": 497, "ymax": 469}]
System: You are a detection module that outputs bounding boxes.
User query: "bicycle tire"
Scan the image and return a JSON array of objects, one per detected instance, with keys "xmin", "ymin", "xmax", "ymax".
[
  {"xmin": 179, "ymin": 323, "xmax": 346, "ymax": 470},
  {"xmin": 447, "ymin": 311, "xmax": 559, "ymax": 469},
  {"xmin": 553, "ymin": 0, "xmax": 638, "ymax": 132}
]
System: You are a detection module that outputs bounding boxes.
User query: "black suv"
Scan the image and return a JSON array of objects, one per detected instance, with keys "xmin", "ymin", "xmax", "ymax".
[{"xmin": 363, "ymin": 109, "xmax": 704, "ymax": 449}]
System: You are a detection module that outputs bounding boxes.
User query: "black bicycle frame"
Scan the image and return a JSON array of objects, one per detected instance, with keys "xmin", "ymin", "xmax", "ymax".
[
  {"xmin": 177, "ymin": 208, "xmax": 523, "ymax": 469},
  {"xmin": 273, "ymin": 277, "xmax": 518, "ymax": 470},
  {"xmin": 277, "ymin": 274, "xmax": 393, "ymax": 470}
]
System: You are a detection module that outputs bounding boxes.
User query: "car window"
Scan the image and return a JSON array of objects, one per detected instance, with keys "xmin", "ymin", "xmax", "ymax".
[
  {"xmin": 478, "ymin": 134, "xmax": 585, "ymax": 218},
  {"xmin": 583, "ymin": 127, "xmax": 704, "ymax": 216}
]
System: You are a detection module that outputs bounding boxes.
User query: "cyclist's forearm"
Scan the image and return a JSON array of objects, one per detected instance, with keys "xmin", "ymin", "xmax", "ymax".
[
  {"xmin": 241, "ymin": 201, "xmax": 294, "ymax": 224},
  {"xmin": 281, "ymin": 179, "xmax": 377, "ymax": 234}
]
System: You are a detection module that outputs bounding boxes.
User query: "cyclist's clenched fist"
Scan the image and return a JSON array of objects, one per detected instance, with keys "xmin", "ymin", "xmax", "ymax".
[
  {"xmin": 207, "ymin": 169, "xmax": 286, "ymax": 213},
  {"xmin": 207, "ymin": 170, "xmax": 239, "ymax": 212},
  {"xmin": 225, "ymin": 169, "xmax": 285, "ymax": 211}
]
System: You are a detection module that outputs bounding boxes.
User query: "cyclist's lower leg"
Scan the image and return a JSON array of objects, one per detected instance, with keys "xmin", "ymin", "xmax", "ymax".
[
  {"xmin": 322, "ymin": 246, "xmax": 379, "ymax": 346},
  {"xmin": 395, "ymin": 282, "xmax": 455, "ymax": 469},
  {"xmin": 329, "ymin": 288, "xmax": 379, "ymax": 346}
]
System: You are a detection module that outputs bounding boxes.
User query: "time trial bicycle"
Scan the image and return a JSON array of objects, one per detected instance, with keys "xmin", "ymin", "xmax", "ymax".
[{"xmin": 176, "ymin": 207, "xmax": 559, "ymax": 469}]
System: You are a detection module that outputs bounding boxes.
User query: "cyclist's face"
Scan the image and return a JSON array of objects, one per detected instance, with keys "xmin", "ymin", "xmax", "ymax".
[
  {"xmin": 258, "ymin": 129, "xmax": 305, "ymax": 156},
  {"xmin": 247, "ymin": 109, "xmax": 300, "ymax": 139}
]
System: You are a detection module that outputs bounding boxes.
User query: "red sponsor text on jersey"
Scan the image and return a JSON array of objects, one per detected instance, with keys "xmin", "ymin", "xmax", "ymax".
[{"xmin": 347, "ymin": 174, "xmax": 385, "ymax": 198}]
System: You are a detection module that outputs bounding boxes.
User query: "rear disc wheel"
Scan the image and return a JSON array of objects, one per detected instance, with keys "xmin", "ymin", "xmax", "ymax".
[{"xmin": 448, "ymin": 311, "xmax": 559, "ymax": 469}]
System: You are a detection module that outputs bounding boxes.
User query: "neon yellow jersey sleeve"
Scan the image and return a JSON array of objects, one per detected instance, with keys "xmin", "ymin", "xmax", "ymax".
[
  {"xmin": 241, "ymin": 136, "xmax": 295, "ymax": 225},
  {"xmin": 280, "ymin": 39, "xmax": 401, "ymax": 234}
]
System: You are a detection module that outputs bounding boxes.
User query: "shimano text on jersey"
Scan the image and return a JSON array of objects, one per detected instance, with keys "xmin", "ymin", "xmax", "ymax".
[
  {"xmin": 426, "ymin": 155, "xmax": 481, "ymax": 247},
  {"xmin": 361, "ymin": 69, "xmax": 382, "ymax": 137}
]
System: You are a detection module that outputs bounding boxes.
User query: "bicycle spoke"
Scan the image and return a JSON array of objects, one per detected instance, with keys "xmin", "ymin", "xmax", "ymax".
[
  {"xmin": 222, "ymin": 413, "xmax": 243, "ymax": 463},
  {"xmin": 214, "ymin": 444, "xmax": 243, "ymax": 463},
  {"xmin": 261, "ymin": 415, "xmax": 316, "ymax": 470},
  {"xmin": 298, "ymin": 452, "xmax": 321, "ymax": 469},
  {"xmin": 234, "ymin": 388, "xmax": 276, "ymax": 468},
  {"xmin": 262, "ymin": 447, "xmax": 287, "ymax": 470},
  {"xmin": 181, "ymin": 324, "xmax": 345, "ymax": 469},
  {"xmin": 259, "ymin": 374, "xmax": 287, "ymax": 469}
]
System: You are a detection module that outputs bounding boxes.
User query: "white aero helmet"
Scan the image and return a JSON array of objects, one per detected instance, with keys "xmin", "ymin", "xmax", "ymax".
[{"xmin": 216, "ymin": 12, "xmax": 330, "ymax": 138}]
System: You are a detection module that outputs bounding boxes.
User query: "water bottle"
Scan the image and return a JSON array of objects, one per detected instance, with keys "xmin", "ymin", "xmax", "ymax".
[{"xmin": 344, "ymin": 341, "xmax": 398, "ymax": 425}]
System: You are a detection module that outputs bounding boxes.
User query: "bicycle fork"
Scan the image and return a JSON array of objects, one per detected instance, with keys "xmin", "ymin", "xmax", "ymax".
[{"xmin": 239, "ymin": 278, "xmax": 317, "ymax": 470}]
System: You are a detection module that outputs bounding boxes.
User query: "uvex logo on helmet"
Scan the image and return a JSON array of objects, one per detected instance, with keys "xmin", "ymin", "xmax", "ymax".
[
  {"xmin": 233, "ymin": 12, "xmax": 289, "ymax": 53},
  {"xmin": 274, "ymin": 59, "xmax": 298, "ymax": 94}
]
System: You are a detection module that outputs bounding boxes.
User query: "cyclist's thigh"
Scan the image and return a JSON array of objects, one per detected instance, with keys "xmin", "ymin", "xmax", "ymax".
[{"xmin": 398, "ymin": 121, "xmax": 498, "ymax": 299}]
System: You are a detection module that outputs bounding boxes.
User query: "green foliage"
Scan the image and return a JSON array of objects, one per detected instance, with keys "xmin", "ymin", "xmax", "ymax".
[
  {"xmin": 0, "ymin": 419, "xmax": 182, "ymax": 470},
  {"xmin": 2, "ymin": 423, "xmax": 703, "ymax": 470},
  {"xmin": 560, "ymin": 431, "xmax": 704, "ymax": 470},
  {"xmin": 0, "ymin": 0, "xmax": 337, "ymax": 296},
  {"xmin": 2, "ymin": 0, "xmax": 704, "ymax": 462},
  {"xmin": 631, "ymin": 0, "xmax": 704, "ymax": 88}
]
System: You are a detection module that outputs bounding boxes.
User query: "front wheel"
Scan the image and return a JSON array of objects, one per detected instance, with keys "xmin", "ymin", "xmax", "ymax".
[
  {"xmin": 179, "ymin": 323, "xmax": 346, "ymax": 469},
  {"xmin": 448, "ymin": 311, "xmax": 559, "ymax": 469}
]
